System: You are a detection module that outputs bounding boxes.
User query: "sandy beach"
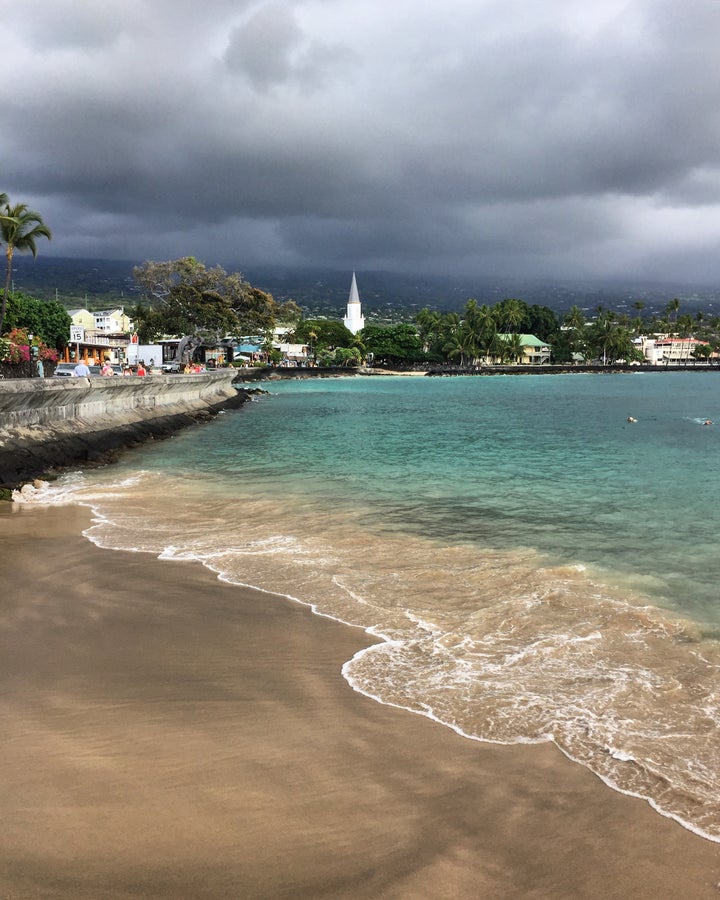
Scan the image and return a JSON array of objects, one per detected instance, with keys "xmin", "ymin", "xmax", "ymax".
[{"xmin": 1, "ymin": 503, "xmax": 719, "ymax": 899}]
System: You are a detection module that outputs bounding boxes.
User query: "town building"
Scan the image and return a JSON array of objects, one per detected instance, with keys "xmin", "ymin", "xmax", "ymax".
[
  {"xmin": 494, "ymin": 334, "xmax": 551, "ymax": 364},
  {"xmin": 62, "ymin": 307, "xmax": 135, "ymax": 365},
  {"xmin": 635, "ymin": 335, "xmax": 711, "ymax": 364},
  {"xmin": 343, "ymin": 272, "xmax": 365, "ymax": 335}
]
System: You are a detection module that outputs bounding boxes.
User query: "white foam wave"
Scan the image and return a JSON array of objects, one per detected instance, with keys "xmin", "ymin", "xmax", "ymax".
[{"xmin": 20, "ymin": 465, "xmax": 720, "ymax": 844}]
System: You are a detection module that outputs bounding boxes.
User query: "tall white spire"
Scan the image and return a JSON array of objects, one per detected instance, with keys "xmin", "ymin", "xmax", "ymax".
[{"xmin": 343, "ymin": 271, "xmax": 365, "ymax": 334}]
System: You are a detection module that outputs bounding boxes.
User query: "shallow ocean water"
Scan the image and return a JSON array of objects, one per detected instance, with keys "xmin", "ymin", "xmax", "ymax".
[{"xmin": 21, "ymin": 372, "xmax": 720, "ymax": 841}]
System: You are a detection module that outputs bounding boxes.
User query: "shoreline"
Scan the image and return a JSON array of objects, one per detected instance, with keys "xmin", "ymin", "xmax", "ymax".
[
  {"xmin": 2, "ymin": 364, "xmax": 717, "ymax": 491},
  {"xmin": 2, "ymin": 503, "xmax": 719, "ymax": 898},
  {"xmin": 0, "ymin": 383, "xmax": 258, "ymax": 491}
]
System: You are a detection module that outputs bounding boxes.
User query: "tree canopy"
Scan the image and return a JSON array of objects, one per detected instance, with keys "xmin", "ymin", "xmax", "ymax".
[
  {"xmin": 290, "ymin": 318, "xmax": 356, "ymax": 350},
  {"xmin": 3, "ymin": 291, "xmax": 71, "ymax": 351},
  {"xmin": 131, "ymin": 257, "xmax": 301, "ymax": 342},
  {"xmin": 0, "ymin": 197, "xmax": 52, "ymax": 336},
  {"xmin": 360, "ymin": 323, "xmax": 424, "ymax": 365}
]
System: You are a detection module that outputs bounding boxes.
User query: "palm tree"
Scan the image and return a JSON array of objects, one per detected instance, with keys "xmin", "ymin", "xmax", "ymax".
[
  {"xmin": 676, "ymin": 313, "xmax": 693, "ymax": 337},
  {"xmin": 591, "ymin": 311, "xmax": 617, "ymax": 365},
  {"xmin": 499, "ymin": 298, "xmax": 525, "ymax": 333},
  {"xmin": 473, "ymin": 304, "xmax": 497, "ymax": 362},
  {"xmin": 485, "ymin": 332, "xmax": 507, "ymax": 364},
  {"xmin": 665, "ymin": 297, "xmax": 681, "ymax": 328},
  {"xmin": 563, "ymin": 305, "xmax": 585, "ymax": 331},
  {"xmin": 562, "ymin": 305, "xmax": 586, "ymax": 361},
  {"xmin": 443, "ymin": 323, "xmax": 475, "ymax": 367},
  {"xmin": 0, "ymin": 200, "xmax": 52, "ymax": 335},
  {"xmin": 462, "ymin": 298, "xmax": 485, "ymax": 361},
  {"xmin": 415, "ymin": 308, "xmax": 441, "ymax": 352},
  {"xmin": 504, "ymin": 332, "xmax": 525, "ymax": 364},
  {"xmin": 307, "ymin": 329, "xmax": 318, "ymax": 362}
]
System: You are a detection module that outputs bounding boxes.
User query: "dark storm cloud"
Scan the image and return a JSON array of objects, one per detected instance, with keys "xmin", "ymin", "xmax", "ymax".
[{"xmin": 3, "ymin": 0, "xmax": 720, "ymax": 281}]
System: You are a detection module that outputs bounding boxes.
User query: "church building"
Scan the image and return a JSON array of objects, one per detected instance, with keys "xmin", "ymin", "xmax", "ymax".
[{"xmin": 343, "ymin": 272, "xmax": 365, "ymax": 335}]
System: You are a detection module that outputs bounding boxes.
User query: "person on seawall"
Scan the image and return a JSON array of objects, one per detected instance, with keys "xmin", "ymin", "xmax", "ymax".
[
  {"xmin": 73, "ymin": 360, "xmax": 91, "ymax": 376},
  {"xmin": 101, "ymin": 358, "xmax": 114, "ymax": 376},
  {"xmin": 136, "ymin": 361, "xmax": 147, "ymax": 376}
]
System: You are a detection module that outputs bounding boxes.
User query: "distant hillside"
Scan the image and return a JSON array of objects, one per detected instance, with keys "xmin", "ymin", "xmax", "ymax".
[
  {"xmin": 9, "ymin": 256, "xmax": 720, "ymax": 321},
  {"xmin": 10, "ymin": 257, "xmax": 140, "ymax": 307}
]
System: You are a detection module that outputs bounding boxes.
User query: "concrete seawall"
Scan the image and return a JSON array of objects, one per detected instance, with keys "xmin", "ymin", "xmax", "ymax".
[{"xmin": 0, "ymin": 371, "xmax": 251, "ymax": 489}]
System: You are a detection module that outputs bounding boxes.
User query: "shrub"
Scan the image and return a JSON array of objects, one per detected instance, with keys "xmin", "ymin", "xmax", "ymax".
[{"xmin": 0, "ymin": 327, "xmax": 59, "ymax": 376}]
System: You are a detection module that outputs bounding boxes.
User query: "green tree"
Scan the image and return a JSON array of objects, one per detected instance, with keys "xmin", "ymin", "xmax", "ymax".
[
  {"xmin": 503, "ymin": 332, "xmax": 525, "ymax": 364},
  {"xmin": 3, "ymin": 291, "xmax": 71, "ymax": 351},
  {"xmin": 443, "ymin": 322, "xmax": 476, "ymax": 367},
  {"xmin": 550, "ymin": 329, "xmax": 577, "ymax": 363},
  {"xmin": 461, "ymin": 299, "xmax": 499, "ymax": 363},
  {"xmin": 292, "ymin": 318, "xmax": 355, "ymax": 351},
  {"xmin": 692, "ymin": 343, "xmax": 712, "ymax": 363},
  {"xmin": 334, "ymin": 346, "xmax": 362, "ymax": 367},
  {"xmin": 587, "ymin": 312, "xmax": 636, "ymax": 364},
  {"xmin": 665, "ymin": 297, "xmax": 681, "ymax": 326},
  {"xmin": 563, "ymin": 305, "xmax": 586, "ymax": 331},
  {"xmin": 496, "ymin": 298, "xmax": 527, "ymax": 333},
  {"xmin": 526, "ymin": 304, "xmax": 559, "ymax": 341},
  {"xmin": 676, "ymin": 313, "xmax": 694, "ymax": 337},
  {"xmin": 415, "ymin": 308, "xmax": 442, "ymax": 352},
  {"xmin": 460, "ymin": 299, "xmax": 483, "ymax": 363},
  {"xmin": 560, "ymin": 305, "xmax": 587, "ymax": 362},
  {"xmin": 360, "ymin": 323, "xmax": 424, "ymax": 366},
  {"xmin": 132, "ymin": 257, "xmax": 284, "ymax": 341},
  {"xmin": 434, "ymin": 312, "xmax": 461, "ymax": 363},
  {"xmin": 0, "ymin": 200, "xmax": 52, "ymax": 336}
]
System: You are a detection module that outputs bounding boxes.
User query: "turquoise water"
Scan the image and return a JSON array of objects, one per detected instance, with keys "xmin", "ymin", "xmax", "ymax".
[
  {"xmin": 151, "ymin": 372, "xmax": 720, "ymax": 623},
  {"xmin": 22, "ymin": 372, "xmax": 720, "ymax": 841}
]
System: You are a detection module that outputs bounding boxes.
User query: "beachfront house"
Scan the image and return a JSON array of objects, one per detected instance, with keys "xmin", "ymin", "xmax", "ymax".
[
  {"xmin": 636, "ymin": 335, "xmax": 712, "ymax": 365},
  {"xmin": 494, "ymin": 333, "xmax": 551, "ymax": 365}
]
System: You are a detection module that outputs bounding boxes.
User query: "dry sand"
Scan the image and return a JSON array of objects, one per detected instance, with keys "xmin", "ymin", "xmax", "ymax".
[{"xmin": 1, "ymin": 503, "xmax": 719, "ymax": 899}]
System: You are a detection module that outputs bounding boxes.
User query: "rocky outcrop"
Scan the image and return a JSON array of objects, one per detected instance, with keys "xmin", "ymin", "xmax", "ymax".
[{"xmin": 0, "ymin": 372, "xmax": 255, "ymax": 489}]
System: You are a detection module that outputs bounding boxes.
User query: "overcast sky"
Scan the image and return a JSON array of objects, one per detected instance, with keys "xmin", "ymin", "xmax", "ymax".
[{"xmin": 3, "ymin": 0, "xmax": 720, "ymax": 283}]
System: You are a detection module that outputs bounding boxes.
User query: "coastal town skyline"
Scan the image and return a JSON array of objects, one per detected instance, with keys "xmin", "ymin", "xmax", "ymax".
[{"xmin": 4, "ymin": 1, "xmax": 720, "ymax": 284}]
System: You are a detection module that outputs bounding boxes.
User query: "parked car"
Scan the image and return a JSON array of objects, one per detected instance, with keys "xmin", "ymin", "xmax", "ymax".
[
  {"xmin": 53, "ymin": 363, "xmax": 122, "ymax": 377},
  {"xmin": 53, "ymin": 363, "xmax": 78, "ymax": 376},
  {"xmin": 88, "ymin": 365, "xmax": 122, "ymax": 376},
  {"xmin": 161, "ymin": 362, "xmax": 181, "ymax": 373}
]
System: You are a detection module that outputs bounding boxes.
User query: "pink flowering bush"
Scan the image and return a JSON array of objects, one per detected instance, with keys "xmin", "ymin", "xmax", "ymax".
[
  {"xmin": 0, "ymin": 337, "xmax": 30, "ymax": 363},
  {"xmin": 0, "ymin": 327, "xmax": 59, "ymax": 376}
]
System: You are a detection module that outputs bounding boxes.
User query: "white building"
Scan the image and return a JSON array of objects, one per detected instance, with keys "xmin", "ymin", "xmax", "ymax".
[
  {"xmin": 636, "ymin": 334, "xmax": 710, "ymax": 364},
  {"xmin": 343, "ymin": 272, "xmax": 365, "ymax": 335}
]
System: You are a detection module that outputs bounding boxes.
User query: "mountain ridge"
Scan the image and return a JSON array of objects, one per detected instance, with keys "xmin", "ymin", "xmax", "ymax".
[{"xmin": 8, "ymin": 256, "xmax": 720, "ymax": 320}]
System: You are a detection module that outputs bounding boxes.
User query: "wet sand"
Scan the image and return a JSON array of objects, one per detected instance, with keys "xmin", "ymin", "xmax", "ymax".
[{"xmin": 1, "ymin": 503, "xmax": 719, "ymax": 899}]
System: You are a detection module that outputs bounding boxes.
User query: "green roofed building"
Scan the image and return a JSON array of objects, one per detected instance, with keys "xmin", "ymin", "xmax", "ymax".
[{"xmin": 495, "ymin": 333, "xmax": 551, "ymax": 365}]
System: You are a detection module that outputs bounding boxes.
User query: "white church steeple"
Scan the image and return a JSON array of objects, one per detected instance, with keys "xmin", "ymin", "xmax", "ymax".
[{"xmin": 343, "ymin": 271, "xmax": 365, "ymax": 334}]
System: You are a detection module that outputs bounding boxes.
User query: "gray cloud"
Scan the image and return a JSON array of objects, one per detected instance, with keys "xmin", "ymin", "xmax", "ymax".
[{"xmin": 3, "ymin": 0, "xmax": 720, "ymax": 283}]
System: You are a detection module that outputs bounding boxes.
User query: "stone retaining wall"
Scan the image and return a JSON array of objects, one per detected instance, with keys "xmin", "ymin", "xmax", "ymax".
[{"xmin": 0, "ymin": 371, "xmax": 249, "ymax": 489}]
